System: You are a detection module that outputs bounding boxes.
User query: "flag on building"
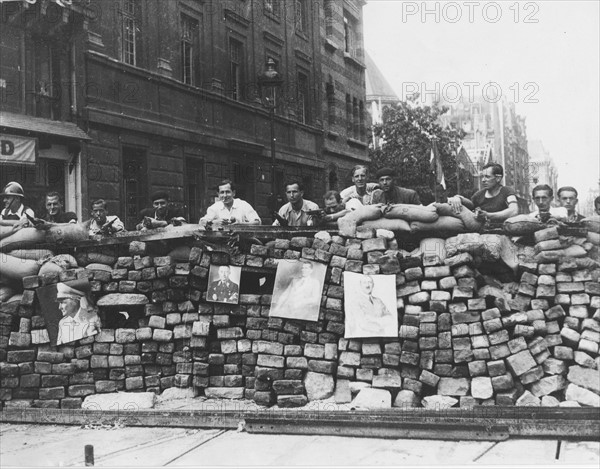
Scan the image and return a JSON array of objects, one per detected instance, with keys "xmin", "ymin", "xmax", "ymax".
[{"xmin": 430, "ymin": 140, "xmax": 446, "ymax": 190}]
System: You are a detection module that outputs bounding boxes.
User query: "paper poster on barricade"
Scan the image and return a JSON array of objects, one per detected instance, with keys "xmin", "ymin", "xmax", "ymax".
[
  {"xmin": 343, "ymin": 272, "xmax": 398, "ymax": 338},
  {"xmin": 269, "ymin": 259, "xmax": 326, "ymax": 322},
  {"xmin": 37, "ymin": 278, "xmax": 101, "ymax": 346},
  {"xmin": 206, "ymin": 265, "xmax": 241, "ymax": 304}
]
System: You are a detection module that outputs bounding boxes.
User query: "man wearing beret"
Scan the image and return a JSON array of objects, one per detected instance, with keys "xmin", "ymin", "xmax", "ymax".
[
  {"xmin": 56, "ymin": 283, "xmax": 101, "ymax": 345},
  {"xmin": 371, "ymin": 168, "xmax": 421, "ymax": 205},
  {"xmin": 136, "ymin": 190, "xmax": 185, "ymax": 230}
]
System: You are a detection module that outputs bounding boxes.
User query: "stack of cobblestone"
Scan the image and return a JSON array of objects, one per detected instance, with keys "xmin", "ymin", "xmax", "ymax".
[{"xmin": 0, "ymin": 226, "xmax": 599, "ymax": 410}]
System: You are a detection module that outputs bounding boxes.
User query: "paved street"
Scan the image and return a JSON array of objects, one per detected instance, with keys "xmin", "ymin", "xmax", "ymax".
[{"xmin": 1, "ymin": 423, "xmax": 599, "ymax": 467}]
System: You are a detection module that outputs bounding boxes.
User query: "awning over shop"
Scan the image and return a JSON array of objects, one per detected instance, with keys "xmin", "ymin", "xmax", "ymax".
[{"xmin": 0, "ymin": 111, "xmax": 90, "ymax": 141}]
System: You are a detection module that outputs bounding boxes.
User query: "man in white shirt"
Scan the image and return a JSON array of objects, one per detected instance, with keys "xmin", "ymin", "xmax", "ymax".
[
  {"xmin": 199, "ymin": 179, "xmax": 261, "ymax": 227},
  {"xmin": 85, "ymin": 199, "xmax": 125, "ymax": 236},
  {"xmin": 273, "ymin": 181, "xmax": 319, "ymax": 226},
  {"xmin": 530, "ymin": 184, "xmax": 568, "ymax": 223}
]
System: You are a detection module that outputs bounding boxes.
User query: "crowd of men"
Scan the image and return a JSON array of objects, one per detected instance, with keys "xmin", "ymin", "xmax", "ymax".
[{"xmin": 2, "ymin": 164, "xmax": 599, "ymax": 236}]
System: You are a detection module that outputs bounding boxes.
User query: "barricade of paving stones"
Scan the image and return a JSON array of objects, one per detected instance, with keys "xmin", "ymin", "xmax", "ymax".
[{"xmin": 1, "ymin": 226, "xmax": 599, "ymax": 410}]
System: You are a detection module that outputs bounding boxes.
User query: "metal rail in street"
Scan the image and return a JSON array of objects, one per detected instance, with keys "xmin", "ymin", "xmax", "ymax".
[{"xmin": 1, "ymin": 406, "xmax": 598, "ymax": 441}]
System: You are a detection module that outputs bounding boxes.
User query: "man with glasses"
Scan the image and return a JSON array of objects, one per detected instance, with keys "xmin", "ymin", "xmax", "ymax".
[{"xmin": 448, "ymin": 163, "xmax": 518, "ymax": 223}]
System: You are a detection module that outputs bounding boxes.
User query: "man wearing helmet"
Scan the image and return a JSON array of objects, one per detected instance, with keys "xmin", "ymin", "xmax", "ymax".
[{"xmin": 0, "ymin": 182, "xmax": 35, "ymax": 230}]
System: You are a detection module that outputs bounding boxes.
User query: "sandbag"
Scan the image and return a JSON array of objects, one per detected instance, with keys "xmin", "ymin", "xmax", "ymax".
[
  {"xmin": 45, "ymin": 223, "xmax": 89, "ymax": 244},
  {"xmin": 383, "ymin": 204, "xmax": 439, "ymax": 223},
  {"xmin": 582, "ymin": 215, "xmax": 600, "ymax": 233},
  {"xmin": 534, "ymin": 245, "xmax": 588, "ymax": 263},
  {"xmin": 46, "ymin": 254, "xmax": 78, "ymax": 270},
  {"xmin": 0, "ymin": 285, "xmax": 16, "ymax": 302},
  {"xmin": 85, "ymin": 263, "xmax": 113, "ymax": 272},
  {"xmin": 434, "ymin": 203, "xmax": 483, "ymax": 232},
  {"xmin": 38, "ymin": 261, "xmax": 64, "ymax": 277},
  {"xmin": 75, "ymin": 251, "xmax": 118, "ymax": 267},
  {"xmin": 361, "ymin": 218, "xmax": 411, "ymax": 232},
  {"xmin": 0, "ymin": 227, "xmax": 46, "ymax": 252},
  {"xmin": 0, "ymin": 254, "xmax": 40, "ymax": 281},
  {"xmin": 168, "ymin": 245, "xmax": 192, "ymax": 262},
  {"xmin": 503, "ymin": 215, "xmax": 544, "ymax": 235},
  {"xmin": 410, "ymin": 216, "xmax": 465, "ymax": 233},
  {"xmin": 8, "ymin": 249, "xmax": 54, "ymax": 261},
  {"xmin": 338, "ymin": 205, "xmax": 384, "ymax": 237},
  {"xmin": 6, "ymin": 293, "xmax": 23, "ymax": 304},
  {"xmin": 587, "ymin": 231, "xmax": 600, "ymax": 246}
]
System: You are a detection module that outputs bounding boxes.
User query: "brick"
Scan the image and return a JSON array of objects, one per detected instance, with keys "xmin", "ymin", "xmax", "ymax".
[{"xmin": 506, "ymin": 350, "xmax": 537, "ymax": 376}]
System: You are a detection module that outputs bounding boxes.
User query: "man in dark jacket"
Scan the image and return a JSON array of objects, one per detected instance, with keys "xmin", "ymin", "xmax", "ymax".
[
  {"xmin": 370, "ymin": 168, "xmax": 421, "ymax": 205},
  {"xmin": 40, "ymin": 192, "xmax": 77, "ymax": 223},
  {"xmin": 136, "ymin": 190, "xmax": 185, "ymax": 230}
]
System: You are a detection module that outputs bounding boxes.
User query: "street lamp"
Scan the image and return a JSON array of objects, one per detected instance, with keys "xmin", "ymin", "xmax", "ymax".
[{"xmin": 258, "ymin": 58, "xmax": 284, "ymax": 214}]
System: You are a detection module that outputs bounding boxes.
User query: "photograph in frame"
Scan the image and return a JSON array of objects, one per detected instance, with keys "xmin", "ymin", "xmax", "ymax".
[
  {"xmin": 269, "ymin": 259, "xmax": 326, "ymax": 322},
  {"xmin": 206, "ymin": 264, "xmax": 242, "ymax": 304},
  {"xmin": 343, "ymin": 272, "xmax": 398, "ymax": 339}
]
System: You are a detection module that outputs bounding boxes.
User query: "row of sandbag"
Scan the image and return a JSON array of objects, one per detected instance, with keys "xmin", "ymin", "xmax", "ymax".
[
  {"xmin": 338, "ymin": 203, "xmax": 484, "ymax": 238},
  {"xmin": 502, "ymin": 214, "xmax": 600, "ymax": 243}
]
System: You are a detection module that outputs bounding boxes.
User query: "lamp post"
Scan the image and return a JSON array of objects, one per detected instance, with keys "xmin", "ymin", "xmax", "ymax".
[{"xmin": 258, "ymin": 58, "xmax": 284, "ymax": 215}]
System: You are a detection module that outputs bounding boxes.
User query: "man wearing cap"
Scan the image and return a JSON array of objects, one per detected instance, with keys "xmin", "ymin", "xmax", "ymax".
[
  {"xmin": 84, "ymin": 199, "xmax": 125, "ymax": 236},
  {"xmin": 136, "ymin": 190, "xmax": 185, "ymax": 230},
  {"xmin": 0, "ymin": 182, "xmax": 35, "ymax": 229},
  {"xmin": 370, "ymin": 168, "xmax": 421, "ymax": 205},
  {"xmin": 56, "ymin": 283, "xmax": 101, "ymax": 346}
]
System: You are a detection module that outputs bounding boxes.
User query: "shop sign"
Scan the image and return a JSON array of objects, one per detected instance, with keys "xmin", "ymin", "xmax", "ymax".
[{"xmin": 0, "ymin": 134, "xmax": 37, "ymax": 165}]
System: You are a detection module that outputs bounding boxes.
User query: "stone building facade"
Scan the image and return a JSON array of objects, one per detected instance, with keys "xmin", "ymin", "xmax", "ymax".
[{"xmin": 1, "ymin": 0, "xmax": 368, "ymax": 227}]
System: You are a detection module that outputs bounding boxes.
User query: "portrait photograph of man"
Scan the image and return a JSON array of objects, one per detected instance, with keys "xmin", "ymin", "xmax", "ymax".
[
  {"xmin": 270, "ymin": 260, "xmax": 326, "ymax": 322},
  {"xmin": 343, "ymin": 272, "xmax": 398, "ymax": 339},
  {"xmin": 36, "ymin": 279, "xmax": 101, "ymax": 346},
  {"xmin": 206, "ymin": 265, "xmax": 241, "ymax": 304}
]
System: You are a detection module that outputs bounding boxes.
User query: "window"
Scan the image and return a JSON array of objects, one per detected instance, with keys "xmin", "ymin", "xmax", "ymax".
[
  {"xmin": 181, "ymin": 14, "xmax": 199, "ymax": 85},
  {"xmin": 229, "ymin": 38, "xmax": 244, "ymax": 101},
  {"xmin": 122, "ymin": 147, "xmax": 147, "ymax": 230},
  {"xmin": 33, "ymin": 41, "xmax": 60, "ymax": 119},
  {"xmin": 345, "ymin": 94, "xmax": 352, "ymax": 134},
  {"xmin": 326, "ymin": 79, "xmax": 335, "ymax": 125},
  {"xmin": 121, "ymin": 0, "xmax": 139, "ymax": 66},
  {"xmin": 185, "ymin": 158, "xmax": 204, "ymax": 222},
  {"xmin": 324, "ymin": 0, "xmax": 334, "ymax": 37},
  {"xmin": 297, "ymin": 72, "xmax": 309, "ymax": 124},
  {"xmin": 353, "ymin": 98, "xmax": 359, "ymax": 138},
  {"xmin": 359, "ymin": 101, "xmax": 365, "ymax": 141},
  {"xmin": 264, "ymin": 0, "xmax": 280, "ymax": 17},
  {"xmin": 344, "ymin": 15, "xmax": 354, "ymax": 56},
  {"xmin": 295, "ymin": 0, "xmax": 307, "ymax": 33}
]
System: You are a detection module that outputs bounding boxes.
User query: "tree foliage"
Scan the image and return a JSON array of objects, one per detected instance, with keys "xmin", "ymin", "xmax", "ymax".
[{"xmin": 369, "ymin": 99, "xmax": 470, "ymax": 203}]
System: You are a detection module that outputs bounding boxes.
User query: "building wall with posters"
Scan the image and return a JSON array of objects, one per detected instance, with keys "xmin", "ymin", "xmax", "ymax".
[{"xmin": 1, "ymin": 0, "xmax": 368, "ymax": 228}]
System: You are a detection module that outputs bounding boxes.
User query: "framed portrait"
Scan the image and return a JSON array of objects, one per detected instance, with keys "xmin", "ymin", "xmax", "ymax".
[
  {"xmin": 206, "ymin": 264, "xmax": 242, "ymax": 304},
  {"xmin": 270, "ymin": 259, "xmax": 326, "ymax": 322},
  {"xmin": 36, "ymin": 278, "xmax": 101, "ymax": 346},
  {"xmin": 343, "ymin": 272, "xmax": 398, "ymax": 339}
]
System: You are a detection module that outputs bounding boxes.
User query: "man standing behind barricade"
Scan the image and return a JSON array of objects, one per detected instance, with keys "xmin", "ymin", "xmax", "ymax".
[
  {"xmin": 199, "ymin": 179, "xmax": 261, "ymax": 227},
  {"xmin": 0, "ymin": 182, "xmax": 35, "ymax": 230},
  {"xmin": 273, "ymin": 181, "xmax": 320, "ymax": 226},
  {"xmin": 370, "ymin": 168, "xmax": 421, "ymax": 205},
  {"xmin": 318, "ymin": 190, "xmax": 362, "ymax": 225},
  {"xmin": 447, "ymin": 163, "xmax": 518, "ymax": 223},
  {"xmin": 84, "ymin": 199, "xmax": 125, "ymax": 236},
  {"xmin": 136, "ymin": 190, "xmax": 185, "ymax": 230},
  {"xmin": 40, "ymin": 192, "xmax": 77, "ymax": 224},
  {"xmin": 529, "ymin": 185, "xmax": 568, "ymax": 223},
  {"xmin": 558, "ymin": 186, "xmax": 586, "ymax": 223}
]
